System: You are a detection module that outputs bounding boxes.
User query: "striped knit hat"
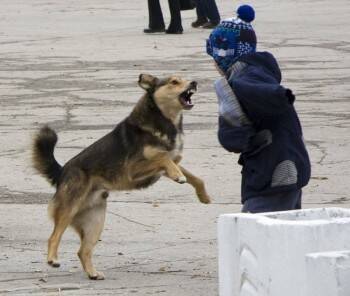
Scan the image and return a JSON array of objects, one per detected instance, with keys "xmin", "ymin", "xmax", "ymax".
[{"xmin": 206, "ymin": 5, "xmax": 257, "ymax": 73}]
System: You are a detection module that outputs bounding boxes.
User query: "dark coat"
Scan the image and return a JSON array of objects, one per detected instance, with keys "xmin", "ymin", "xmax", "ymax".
[{"xmin": 218, "ymin": 51, "xmax": 311, "ymax": 202}]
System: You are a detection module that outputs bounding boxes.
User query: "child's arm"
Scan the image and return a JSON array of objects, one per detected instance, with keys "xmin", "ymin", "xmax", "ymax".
[
  {"xmin": 218, "ymin": 116, "xmax": 256, "ymax": 153},
  {"xmin": 215, "ymin": 76, "xmax": 252, "ymax": 127},
  {"xmin": 214, "ymin": 76, "xmax": 256, "ymax": 153}
]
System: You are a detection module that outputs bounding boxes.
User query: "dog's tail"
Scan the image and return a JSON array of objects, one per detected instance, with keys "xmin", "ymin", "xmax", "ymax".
[{"xmin": 32, "ymin": 126, "xmax": 62, "ymax": 187}]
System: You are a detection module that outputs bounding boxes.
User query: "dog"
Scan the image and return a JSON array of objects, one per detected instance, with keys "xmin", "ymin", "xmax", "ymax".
[{"xmin": 32, "ymin": 73, "xmax": 211, "ymax": 280}]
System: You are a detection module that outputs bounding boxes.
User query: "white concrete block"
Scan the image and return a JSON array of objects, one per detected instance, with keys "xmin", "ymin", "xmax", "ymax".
[
  {"xmin": 306, "ymin": 251, "xmax": 350, "ymax": 296},
  {"xmin": 218, "ymin": 208, "xmax": 350, "ymax": 296}
]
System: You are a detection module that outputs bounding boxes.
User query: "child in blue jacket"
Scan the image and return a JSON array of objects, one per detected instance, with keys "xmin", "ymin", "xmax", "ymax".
[{"xmin": 207, "ymin": 5, "xmax": 311, "ymax": 213}]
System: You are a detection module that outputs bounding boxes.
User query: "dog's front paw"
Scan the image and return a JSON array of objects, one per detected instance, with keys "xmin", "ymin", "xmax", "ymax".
[
  {"xmin": 89, "ymin": 271, "xmax": 105, "ymax": 280},
  {"xmin": 176, "ymin": 176, "xmax": 187, "ymax": 184},
  {"xmin": 198, "ymin": 192, "xmax": 211, "ymax": 204},
  {"xmin": 48, "ymin": 259, "xmax": 60, "ymax": 268}
]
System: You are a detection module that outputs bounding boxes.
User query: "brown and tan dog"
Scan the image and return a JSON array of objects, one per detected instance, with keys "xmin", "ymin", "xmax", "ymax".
[{"xmin": 32, "ymin": 74, "xmax": 211, "ymax": 280}]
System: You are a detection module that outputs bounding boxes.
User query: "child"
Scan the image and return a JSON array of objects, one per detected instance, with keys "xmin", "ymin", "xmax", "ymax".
[{"xmin": 206, "ymin": 5, "xmax": 311, "ymax": 213}]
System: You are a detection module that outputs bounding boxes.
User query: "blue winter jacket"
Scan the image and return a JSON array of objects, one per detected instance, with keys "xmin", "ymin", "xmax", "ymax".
[{"xmin": 217, "ymin": 52, "xmax": 311, "ymax": 202}]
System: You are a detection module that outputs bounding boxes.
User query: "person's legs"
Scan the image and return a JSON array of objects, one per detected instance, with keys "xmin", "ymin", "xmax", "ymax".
[
  {"xmin": 192, "ymin": 0, "xmax": 208, "ymax": 28},
  {"xmin": 144, "ymin": 0, "xmax": 165, "ymax": 33},
  {"xmin": 202, "ymin": 0, "xmax": 220, "ymax": 28},
  {"xmin": 242, "ymin": 189, "xmax": 302, "ymax": 213},
  {"xmin": 166, "ymin": 0, "xmax": 183, "ymax": 34},
  {"xmin": 205, "ymin": 0, "xmax": 220, "ymax": 23}
]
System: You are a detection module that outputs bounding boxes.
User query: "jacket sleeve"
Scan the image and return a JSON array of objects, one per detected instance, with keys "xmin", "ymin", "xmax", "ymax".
[{"xmin": 218, "ymin": 116, "xmax": 256, "ymax": 153}]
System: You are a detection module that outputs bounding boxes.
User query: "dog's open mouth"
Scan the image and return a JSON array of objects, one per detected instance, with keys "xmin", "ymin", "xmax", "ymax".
[{"xmin": 179, "ymin": 86, "xmax": 196, "ymax": 110}]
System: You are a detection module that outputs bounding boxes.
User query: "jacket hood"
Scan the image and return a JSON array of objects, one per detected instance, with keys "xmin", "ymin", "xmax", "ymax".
[
  {"xmin": 238, "ymin": 51, "xmax": 282, "ymax": 83},
  {"xmin": 228, "ymin": 51, "xmax": 294, "ymax": 119}
]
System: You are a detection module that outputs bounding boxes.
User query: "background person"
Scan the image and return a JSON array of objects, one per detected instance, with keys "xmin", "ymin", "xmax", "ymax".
[
  {"xmin": 144, "ymin": 0, "xmax": 183, "ymax": 34},
  {"xmin": 192, "ymin": 0, "xmax": 220, "ymax": 29}
]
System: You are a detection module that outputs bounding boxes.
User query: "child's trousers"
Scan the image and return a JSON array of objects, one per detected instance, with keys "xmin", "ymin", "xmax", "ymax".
[{"xmin": 242, "ymin": 189, "xmax": 302, "ymax": 213}]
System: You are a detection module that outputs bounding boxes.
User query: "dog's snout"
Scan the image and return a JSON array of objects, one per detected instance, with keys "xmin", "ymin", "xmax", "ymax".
[{"xmin": 190, "ymin": 81, "xmax": 198, "ymax": 89}]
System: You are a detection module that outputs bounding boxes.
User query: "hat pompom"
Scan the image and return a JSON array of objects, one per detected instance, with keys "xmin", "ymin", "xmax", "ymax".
[{"xmin": 237, "ymin": 5, "xmax": 255, "ymax": 23}]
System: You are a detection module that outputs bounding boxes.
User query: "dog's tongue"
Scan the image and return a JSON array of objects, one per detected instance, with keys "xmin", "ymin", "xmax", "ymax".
[
  {"xmin": 180, "ymin": 88, "xmax": 195, "ymax": 109},
  {"xmin": 185, "ymin": 97, "xmax": 193, "ymax": 106},
  {"xmin": 182, "ymin": 98, "xmax": 194, "ymax": 109}
]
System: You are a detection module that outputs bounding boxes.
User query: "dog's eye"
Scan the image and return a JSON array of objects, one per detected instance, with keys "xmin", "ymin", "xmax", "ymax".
[{"xmin": 171, "ymin": 80, "xmax": 179, "ymax": 85}]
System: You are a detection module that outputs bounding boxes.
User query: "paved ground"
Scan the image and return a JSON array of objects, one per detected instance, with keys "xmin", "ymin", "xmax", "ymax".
[{"xmin": 0, "ymin": 0, "xmax": 349, "ymax": 295}]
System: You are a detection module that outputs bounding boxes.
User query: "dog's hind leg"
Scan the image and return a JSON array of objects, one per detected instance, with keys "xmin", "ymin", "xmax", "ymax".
[
  {"xmin": 179, "ymin": 166, "xmax": 211, "ymax": 204},
  {"xmin": 72, "ymin": 192, "xmax": 107, "ymax": 280},
  {"xmin": 47, "ymin": 203, "xmax": 75, "ymax": 267},
  {"xmin": 47, "ymin": 169, "xmax": 90, "ymax": 267}
]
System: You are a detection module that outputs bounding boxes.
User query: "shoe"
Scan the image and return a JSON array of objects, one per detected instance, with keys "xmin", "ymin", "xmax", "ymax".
[
  {"xmin": 191, "ymin": 18, "xmax": 208, "ymax": 28},
  {"xmin": 165, "ymin": 28, "xmax": 183, "ymax": 34},
  {"xmin": 202, "ymin": 21, "xmax": 219, "ymax": 29},
  {"xmin": 143, "ymin": 28, "xmax": 165, "ymax": 33}
]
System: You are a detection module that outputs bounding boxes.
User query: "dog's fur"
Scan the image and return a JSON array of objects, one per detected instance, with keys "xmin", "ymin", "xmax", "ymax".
[{"xmin": 32, "ymin": 74, "xmax": 211, "ymax": 280}]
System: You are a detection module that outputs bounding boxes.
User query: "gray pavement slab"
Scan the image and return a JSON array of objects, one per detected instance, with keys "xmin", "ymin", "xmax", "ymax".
[{"xmin": 0, "ymin": 0, "xmax": 349, "ymax": 295}]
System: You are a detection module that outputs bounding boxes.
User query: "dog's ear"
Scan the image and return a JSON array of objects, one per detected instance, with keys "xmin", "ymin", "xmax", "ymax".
[{"xmin": 138, "ymin": 74, "xmax": 158, "ymax": 91}]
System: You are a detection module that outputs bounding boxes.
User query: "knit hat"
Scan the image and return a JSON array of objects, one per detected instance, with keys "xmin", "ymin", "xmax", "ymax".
[{"xmin": 206, "ymin": 5, "xmax": 257, "ymax": 73}]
